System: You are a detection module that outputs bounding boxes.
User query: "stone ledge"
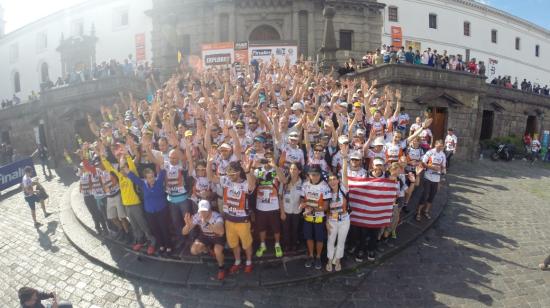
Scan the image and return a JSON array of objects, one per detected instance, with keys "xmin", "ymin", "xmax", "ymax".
[{"xmin": 60, "ymin": 182, "xmax": 449, "ymax": 288}]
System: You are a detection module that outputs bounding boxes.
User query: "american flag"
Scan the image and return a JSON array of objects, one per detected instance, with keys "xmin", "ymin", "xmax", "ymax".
[{"xmin": 348, "ymin": 177, "xmax": 399, "ymax": 228}]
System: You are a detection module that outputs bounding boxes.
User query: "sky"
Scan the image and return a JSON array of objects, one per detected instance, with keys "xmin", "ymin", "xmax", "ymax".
[{"xmin": 1, "ymin": 0, "xmax": 550, "ymax": 33}]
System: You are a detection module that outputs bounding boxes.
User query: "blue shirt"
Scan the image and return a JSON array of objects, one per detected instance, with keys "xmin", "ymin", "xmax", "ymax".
[{"xmin": 127, "ymin": 169, "xmax": 167, "ymax": 213}]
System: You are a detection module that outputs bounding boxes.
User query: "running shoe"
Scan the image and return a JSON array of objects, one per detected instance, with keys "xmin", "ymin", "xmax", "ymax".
[
  {"xmin": 314, "ymin": 258, "xmax": 322, "ymax": 270},
  {"xmin": 255, "ymin": 245, "xmax": 267, "ymax": 257},
  {"xmin": 132, "ymin": 243, "xmax": 144, "ymax": 251},
  {"xmin": 146, "ymin": 245, "xmax": 155, "ymax": 256},
  {"xmin": 217, "ymin": 269, "xmax": 226, "ymax": 280},
  {"xmin": 244, "ymin": 264, "xmax": 253, "ymax": 273},
  {"xmin": 305, "ymin": 257, "xmax": 314, "ymax": 268},
  {"xmin": 229, "ymin": 264, "xmax": 241, "ymax": 274},
  {"xmin": 274, "ymin": 244, "xmax": 283, "ymax": 258}
]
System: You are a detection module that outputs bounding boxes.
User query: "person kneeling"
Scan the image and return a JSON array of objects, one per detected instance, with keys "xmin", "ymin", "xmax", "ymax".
[{"xmin": 182, "ymin": 200, "xmax": 226, "ymax": 280}]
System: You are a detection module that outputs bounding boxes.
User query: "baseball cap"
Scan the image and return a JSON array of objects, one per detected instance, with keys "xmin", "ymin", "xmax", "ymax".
[
  {"xmin": 254, "ymin": 135, "xmax": 266, "ymax": 143},
  {"xmin": 184, "ymin": 130, "xmax": 193, "ymax": 137},
  {"xmin": 291, "ymin": 102, "xmax": 304, "ymax": 111},
  {"xmin": 355, "ymin": 128, "xmax": 366, "ymax": 136},
  {"xmin": 197, "ymin": 200, "xmax": 211, "ymax": 212},
  {"xmin": 339, "ymin": 102, "xmax": 348, "ymax": 109},
  {"xmin": 219, "ymin": 143, "xmax": 232, "ymax": 150},
  {"xmin": 288, "ymin": 131, "xmax": 300, "ymax": 140},
  {"xmin": 338, "ymin": 135, "xmax": 349, "ymax": 144},
  {"xmin": 308, "ymin": 165, "xmax": 322, "ymax": 174},
  {"xmin": 353, "ymin": 102, "xmax": 362, "ymax": 108},
  {"xmin": 373, "ymin": 157, "xmax": 385, "ymax": 166},
  {"xmin": 350, "ymin": 151, "xmax": 363, "ymax": 160},
  {"xmin": 372, "ymin": 137, "xmax": 385, "ymax": 146}
]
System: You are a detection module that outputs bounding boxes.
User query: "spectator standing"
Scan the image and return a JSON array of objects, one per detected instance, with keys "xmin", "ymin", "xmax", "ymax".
[{"xmin": 444, "ymin": 128, "xmax": 457, "ymax": 168}]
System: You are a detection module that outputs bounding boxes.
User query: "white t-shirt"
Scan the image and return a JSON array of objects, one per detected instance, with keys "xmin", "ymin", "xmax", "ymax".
[
  {"xmin": 192, "ymin": 211, "xmax": 224, "ymax": 237},
  {"xmin": 422, "ymin": 149, "xmax": 446, "ymax": 182},
  {"xmin": 22, "ymin": 174, "xmax": 34, "ymax": 197},
  {"xmin": 445, "ymin": 134, "xmax": 458, "ymax": 152},
  {"xmin": 301, "ymin": 181, "xmax": 332, "ymax": 218},
  {"xmin": 282, "ymin": 179, "xmax": 303, "ymax": 214}
]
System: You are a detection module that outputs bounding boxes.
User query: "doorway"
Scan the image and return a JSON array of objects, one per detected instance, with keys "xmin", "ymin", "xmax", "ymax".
[
  {"xmin": 480, "ymin": 110, "xmax": 494, "ymax": 140},
  {"xmin": 249, "ymin": 25, "xmax": 281, "ymax": 41},
  {"xmin": 525, "ymin": 115, "xmax": 537, "ymax": 136},
  {"xmin": 74, "ymin": 118, "xmax": 96, "ymax": 143},
  {"xmin": 430, "ymin": 107, "xmax": 448, "ymax": 142}
]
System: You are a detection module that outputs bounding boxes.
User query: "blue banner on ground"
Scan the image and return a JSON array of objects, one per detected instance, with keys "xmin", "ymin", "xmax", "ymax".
[{"xmin": 0, "ymin": 157, "xmax": 36, "ymax": 191}]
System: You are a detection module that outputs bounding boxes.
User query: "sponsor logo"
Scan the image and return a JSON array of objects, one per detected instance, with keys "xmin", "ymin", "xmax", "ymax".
[
  {"xmin": 252, "ymin": 49, "xmax": 272, "ymax": 57},
  {"xmin": 205, "ymin": 53, "xmax": 231, "ymax": 65},
  {"xmin": 0, "ymin": 167, "xmax": 24, "ymax": 186}
]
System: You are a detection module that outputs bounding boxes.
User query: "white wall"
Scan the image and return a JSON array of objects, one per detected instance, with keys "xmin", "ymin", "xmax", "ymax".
[
  {"xmin": 381, "ymin": 0, "xmax": 550, "ymax": 86},
  {"xmin": 0, "ymin": 0, "xmax": 152, "ymax": 102}
]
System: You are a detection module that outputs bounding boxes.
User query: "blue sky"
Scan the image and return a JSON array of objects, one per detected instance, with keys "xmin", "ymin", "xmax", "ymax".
[
  {"xmin": 476, "ymin": 0, "xmax": 550, "ymax": 29},
  {"xmin": 1, "ymin": 0, "xmax": 549, "ymax": 33}
]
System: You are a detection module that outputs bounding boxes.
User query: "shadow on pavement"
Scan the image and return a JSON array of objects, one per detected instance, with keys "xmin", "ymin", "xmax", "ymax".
[{"xmin": 37, "ymin": 220, "xmax": 60, "ymax": 253}]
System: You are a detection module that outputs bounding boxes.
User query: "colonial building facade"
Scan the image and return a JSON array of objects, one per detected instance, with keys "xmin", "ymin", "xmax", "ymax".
[{"xmin": 147, "ymin": 0, "xmax": 385, "ymax": 80}]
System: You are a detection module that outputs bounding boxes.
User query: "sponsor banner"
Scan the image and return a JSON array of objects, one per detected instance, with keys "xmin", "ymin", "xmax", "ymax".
[
  {"xmin": 135, "ymin": 33, "xmax": 146, "ymax": 62},
  {"xmin": 234, "ymin": 41, "xmax": 249, "ymax": 66},
  {"xmin": 202, "ymin": 42, "xmax": 234, "ymax": 67},
  {"xmin": 0, "ymin": 157, "xmax": 36, "ymax": 191},
  {"xmin": 391, "ymin": 26, "xmax": 403, "ymax": 50},
  {"xmin": 248, "ymin": 42, "xmax": 297, "ymax": 66},
  {"xmin": 405, "ymin": 40, "xmax": 421, "ymax": 52}
]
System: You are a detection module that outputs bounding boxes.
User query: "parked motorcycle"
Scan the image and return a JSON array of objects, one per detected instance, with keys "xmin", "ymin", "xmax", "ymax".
[{"xmin": 490, "ymin": 143, "xmax": 515, "ymax": 161}]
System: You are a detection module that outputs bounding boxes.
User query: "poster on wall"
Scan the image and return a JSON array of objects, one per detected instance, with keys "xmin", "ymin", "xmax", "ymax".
[
  {"xmin": 135, "ymin": 33, "xmax": 146, "ymax": 62},
  {"xmin": 391, "ymin": 26, "xmax": 403, "ymax": 50},
  {"xmin": 248, "ymin": 41, "xmax": 297, "ymax": 66},
  {"xmin": 488, "ymin": 58, "xmax": 498, "ymax": 77},
  {"xmin": 405, "ymin": 40, "xmax": 421, "ymax": 52},
  {"xmin": 234, "ymin": 41, "xmax": 249, "ymax": 75},
  {"xmin": 201, "ymin": 42, "xmax": 235, "ymax": 67}
]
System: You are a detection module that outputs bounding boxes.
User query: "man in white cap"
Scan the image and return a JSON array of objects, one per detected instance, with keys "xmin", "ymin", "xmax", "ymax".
[
  {"xmin": 289, "ymin": 102, "xmax": 304, "ymax": 127},
  {"xmin": 278, "ymin": 131, "xmax": 305, "ymax": 171},
  {"xmin": 183, "ymin": 200, "xmax": 226, "ymax": 280},
  {"xmin": 331, "ymin": 135, "xmax": 350, "ymax": 174},
  {"xmin": 366, "ymin": 137, "xmax": 386, "ymax": 171}
]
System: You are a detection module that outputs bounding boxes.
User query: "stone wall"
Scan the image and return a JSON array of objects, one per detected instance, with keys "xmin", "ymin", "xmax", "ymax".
[
  {"xmin": 349, "ymin": 64, "xmax": 550, "ymax": 160},
  {"xmin": 0, "ymin": 77, "xmax": 146, "ymax": 165}
]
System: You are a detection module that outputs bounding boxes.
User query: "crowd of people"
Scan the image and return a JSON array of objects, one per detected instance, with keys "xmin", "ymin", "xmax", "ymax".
[
  {"xmin": 490, "ymin": 76, "xmax": 550, "ymax": 96},
  {"xmin": 22, "ymin": 55, "xmax": 457, "ymax": 281}
]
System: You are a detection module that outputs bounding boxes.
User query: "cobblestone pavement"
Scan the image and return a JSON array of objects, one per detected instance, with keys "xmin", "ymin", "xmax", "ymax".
[{"xmin": 1, "ymin": 160, "xmax": 550, "ymax": 307}]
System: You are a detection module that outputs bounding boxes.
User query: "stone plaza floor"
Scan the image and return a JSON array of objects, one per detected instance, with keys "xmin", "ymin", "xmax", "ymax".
[{"xmin": 1, "ymin": 159, "xmax": 549, "ymax": 307}]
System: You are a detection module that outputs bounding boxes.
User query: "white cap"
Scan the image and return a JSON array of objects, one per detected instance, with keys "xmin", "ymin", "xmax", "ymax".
[
  {"xmin": 288, "ymin": 131, "xmax": 300, "ymax": 140},
  {"xmin": 291, "ymin": 102, "xmax": 304, "ymax": 111},
  {"xmin": 198, "ymin": 200, "xmax": 211, "ymax": 212},
  {"xmin": 372, "ymin": 137, "xmax": 385, "ymax": 146},
  {"xmin": 373, "ymin": 157, "xmax": 385, "ymax": 166},
  {"xmin": 338, "ymin": 135, "xmax": 349, "ymax": 144},
  {"xmin": 350, "ymin": 151, "xmax": 363, "ymax": 160},
  {"xmin": 355, "ymin": 128, "xmax": 366, "ymax": 136}
]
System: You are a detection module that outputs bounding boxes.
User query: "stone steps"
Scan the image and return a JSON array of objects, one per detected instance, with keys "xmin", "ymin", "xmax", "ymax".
[{"xmin": 60, "ymin": 182, "xmax": 448, "ymax": 288}]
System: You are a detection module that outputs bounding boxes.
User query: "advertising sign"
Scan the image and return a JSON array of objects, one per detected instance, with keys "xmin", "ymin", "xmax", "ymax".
[
  {"xmin": 135, "ymin": 33, "xmax": 146, "ymax": 62},
  {"xmin": 248, "ymin": 41, "xmax": 297, "ymax": 66},
  {"xmin": 405, "ymin": 40, "xmax": 421, "ymax": 52},
  {"xmin": 202, "ymin": 42, "xmax": 235, "ymax": 67},
  {"xmin": 391, "ymin": 26, "xmax": 403, "ymax": 49},
  {"xmin": 0, "ymin": 157, "xmax": 36, "ymax": 191}
]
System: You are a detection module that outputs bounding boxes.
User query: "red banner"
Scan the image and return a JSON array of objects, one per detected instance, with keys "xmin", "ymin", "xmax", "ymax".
[
  {"xmin": 391, "ymin": 26, "xmax": 403, "ymax": 50},
  {"xmin": 135, "ymin": 33, "xmax": 146, "ymax": 62}
]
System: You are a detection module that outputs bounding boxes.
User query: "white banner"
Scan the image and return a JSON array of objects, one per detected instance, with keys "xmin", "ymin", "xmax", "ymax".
[{"xmin": 248, "ymin": 44, "xmax": 297, "ymax": 66}]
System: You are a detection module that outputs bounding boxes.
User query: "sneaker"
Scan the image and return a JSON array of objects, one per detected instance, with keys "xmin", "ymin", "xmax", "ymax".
[
  {"xmin": 325, "ymin": 262, "xmax": 333, "ymax": 272},
  {"xmin": 367, "ymin": 252, "xmax": 376, "ymax": 262},
  {"xmin": 44, "ymin": 212, "xmax": 52, "ymax": 218},
  {"xmin": 314, "ymin": 258, "xmax": 322, "ymax": 270},
  {"xmin": 244, "ymin": 264, "xmax": 253, "ymax": 273},
  {"xmin": 274, "ymin": 244, "xmax": 283, "ymax": 258},
  {"xmin": 346, "ymin": 246, "xmax": 356, "ymax": 255},
  {"xmin": 217, "ymin": 269, "xmax": 226, "ymax": 280},
  {"xmin": 355, "ymin": 250, "xmax": 365, "ymax": 262},
  {"xmin": 229, "ymin": 264, "xmax": 241, "ymax": 274},
  {"xmin": 34, "ymin": 222, "xmax": 42, "ymax": 228},
  {"xmin": 132, "ymin": 243, "xmax": 144, "ymax": 251},
  {"xmin": 305, "ymin": 257, "xmax": 314, "ymax": 268},
  {"xmin": 334, "ymin": 259, "xmax": 342, "ymax": 272},
  {"xmin": 256, "ymin": 244, "xmax": 267, "ymax": 258},
  {"xmin": 146, "ymin": 245, "xmax": 155, "ymax": 256}
]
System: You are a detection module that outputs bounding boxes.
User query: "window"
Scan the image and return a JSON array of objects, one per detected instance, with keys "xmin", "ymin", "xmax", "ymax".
[
  {"xmin": 491, "ymin": 29, "xmax": 497, "ymax": 43},
  {"xmin": 113, "ymin": 9, "xmax": 129, "ymax": 29},
  {"xmin": 219, "ymin": 14, "xmax": 229, "ymax": 41},
  {"xmin": 298, "ymin": 10, "xmax": 309, "ymax": 57},
  {"xmin": 463, "ymin": 21, "xmax": 470, "ymax": 36},
  {"xmin": 36, "ymin": 31, "xmax": 48, "ymax": 52},
  {"xmin": 9, "ymin": 43, "xmax": 18, "ymax": 63},
  {"xmin": 40, "ymin": 62, "xmax": 50, "ymax": 83},
  {"xmin": 515, "ymin": 37, "xmax": 520, "ymax": 50},
  {"xmin": 536, "ymin": 45, "xmax": 540, "ymax": 57},
  {"xmin": 388, "ymin": 6, "xmax": 398, "ymax": 22},
  {"xmin": 339, "ymin": 30, "xmax": 353, "ymax": 50},
  {"xmin": 13, "ymin": 72, "xmax": 21, "ymax": 93},
  {"xmin": 429, "ymin": 14, "xmax": 437, "ymax": 29}
]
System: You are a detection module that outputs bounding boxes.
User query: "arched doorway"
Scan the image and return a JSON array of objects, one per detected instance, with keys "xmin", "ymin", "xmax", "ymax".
[
  {"xmin": 249, "ymin": 25, "xmax": 280, "ymax": 41},
  {"xmin": 40, "ymin": 62, "xmax": 50, "ymax": 83},
  {"xmin": 13, "ymin": 72, "xmax": 21, "ymax": 93}
]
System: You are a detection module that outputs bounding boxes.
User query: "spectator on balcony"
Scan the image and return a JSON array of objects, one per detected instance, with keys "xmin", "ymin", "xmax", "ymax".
[
  {"xmin": 383, "ymin": 46, "xmax": 391, "ymax": 63},
  {"xmin": 397, "ymin": 47, "xmax": 406, "ymax": 64},
  {"xmin": 455, "ymin": 55, "xmax": 465, "ymax": 71},
  {"xmin": 429, "ymin": 49, "xmax": 437, "ymax": 67},
  {"xmin": 374, "ymin": 49, "xmax": 383, "ymax": 65},
  {"xmin": 13, "ymin": 94, "xmax": 21, "ymax": 105},
  {"xmin": 421, "ymin": 49, "xmax": 430, "ymax": 65},
  {"xmin": 478, "ymin": 61, "xmax": 486, "ymax": 77},
  {"xmin": 440, "ymin": 50, "xmax": 449, "ymax": 69},
  {"xmin": 413, "ymin": 50, "xmax": 422, "ymax": 65},
  {"xmin": 467, "ymin": 58, "xmax": 478, "ymax": 74},
  {"xmin": 405, "ymin": 46, "xmax": 414, "ymax": 64}
]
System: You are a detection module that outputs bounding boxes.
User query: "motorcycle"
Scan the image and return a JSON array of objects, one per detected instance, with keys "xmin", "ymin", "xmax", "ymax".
[{"xmin": 490, "ymin": 143, "xmax": 514, "ymax": 161}]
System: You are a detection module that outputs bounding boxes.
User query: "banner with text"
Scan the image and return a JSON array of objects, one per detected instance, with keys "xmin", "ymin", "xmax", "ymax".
[
  {"xmin": 391, "ymin": 26, "xmax": 403, "ymax": 50},
  {"xmin": 0, "ymin": 157, "xmax": 36, "ymax": 191},
  {"xmin": 201, "ymin": 42, "xmax": 235, "ymax": 67},
  {"xmin": 248, "ymin": 42, "xmax": 297, "ymax": 66},
  {"xmin": 135, "ymin": 33, "xmax": 146, "ymax": 62}
]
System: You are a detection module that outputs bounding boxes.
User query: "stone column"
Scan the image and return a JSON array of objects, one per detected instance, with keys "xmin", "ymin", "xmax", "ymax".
[{"xmin": 319, "ymin": 6, "xmax": 338, "ymax": 73}]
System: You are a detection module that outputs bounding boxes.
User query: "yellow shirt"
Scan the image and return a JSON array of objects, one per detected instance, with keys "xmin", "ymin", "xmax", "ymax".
[{"xmin": 101, "ymin": 155, "xmax": 141, "ymax": 206}]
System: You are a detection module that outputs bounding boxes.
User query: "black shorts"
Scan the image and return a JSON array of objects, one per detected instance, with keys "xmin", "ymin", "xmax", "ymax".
[
  {"xmin": 420, "ymin": 178, "xmax": 439, "ymax": 204},
  {"xmin": 303, "ymin": 220, "xmax": 326, "ymax": 241},
  {"xmin": 255, "ymin": 210, "xmax": 281, "ymax": 234},
  {"xmin": 24, "ymin": 195, "xmax": 40, "ymax": 211},
  {"xmin": 196, "ymin": 234, "xmax": 225, "ymax": 248}
]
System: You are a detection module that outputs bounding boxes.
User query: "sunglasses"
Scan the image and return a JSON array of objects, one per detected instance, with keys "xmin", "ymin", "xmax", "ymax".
[
  {"xmin": 350, "ymin": 158, "xmax": 361, "ymax": 161},
  {"xmin": 236, "ymin": 126, "xmax": 245, "ymax": 129},
  {"xmin": 314, "ymin": 149, "xmax": 323, "ymax": 152},
  {"xmin": 249, "ymin": 122, "xmax": 258, "ymax": 125}
]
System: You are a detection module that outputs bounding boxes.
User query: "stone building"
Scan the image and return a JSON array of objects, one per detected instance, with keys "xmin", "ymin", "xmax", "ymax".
[
  {"xmin": 353, "ymin": 64, "xmax": 550, "ymax": 160},
  {"xmin": 147, "ymin": 0, "xmax": 385, "ymax": 80}
]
